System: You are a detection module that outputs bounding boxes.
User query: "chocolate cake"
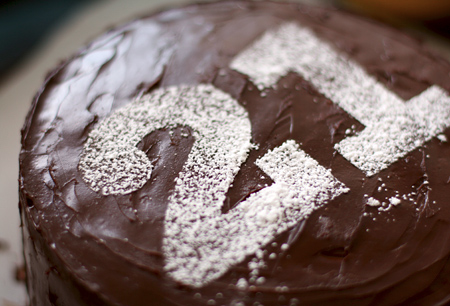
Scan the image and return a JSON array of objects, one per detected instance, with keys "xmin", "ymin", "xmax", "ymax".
[{"xmin": 19, "ymin": 1, "xmax": 450, "ymax": 305}]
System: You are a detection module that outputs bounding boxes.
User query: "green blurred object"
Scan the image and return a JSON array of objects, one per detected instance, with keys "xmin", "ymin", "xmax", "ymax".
[{"xmin": 0, "ymin": 0, "xmax": 99, "ymax": 76}]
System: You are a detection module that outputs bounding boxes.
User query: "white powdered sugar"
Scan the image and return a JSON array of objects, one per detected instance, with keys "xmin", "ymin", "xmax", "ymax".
[
  {"xmin": 337, "ymin": 86, "xmax": 450, "ymax": 175},
  {"xmin": 437, "ymin": 134, "xmax": 447, "ymax": 142},
  {"xmin": 366, "ymin": 197, "xmax": 381, "ymax": 207},
  {"xmin": 231, "ymin": 22, "xmax": 450, "ymax": 176},
  {"xmin": 79, "ymin": 84, "xmax": 253, "ymax": 195},
  {"xmin": 389, "ymin": 197, "xmax": 401, "ymax": 206},
  {"xmin": 163, "ymin": 140, "xmax": 348, "ymax": 287}
]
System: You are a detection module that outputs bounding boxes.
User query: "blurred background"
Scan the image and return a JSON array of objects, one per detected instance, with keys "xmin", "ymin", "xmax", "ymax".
[
  {"xmin": 0, "ymin": 0, "xmax": 95, "ymax": 83},
  {"xmin": 1, "ymin": 0, "xmax": 450, "ymax": 305}
]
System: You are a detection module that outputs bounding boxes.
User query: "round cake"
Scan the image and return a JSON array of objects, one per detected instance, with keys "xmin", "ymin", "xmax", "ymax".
[{"xmin": 19, "ymin": 1, "xmax": 450, "ymax": 305}]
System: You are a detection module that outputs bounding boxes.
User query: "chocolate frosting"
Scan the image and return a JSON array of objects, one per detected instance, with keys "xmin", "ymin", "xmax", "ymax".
[{"xmin": 19, "ymin": 1, "xmax": 450, "ymax": 305}]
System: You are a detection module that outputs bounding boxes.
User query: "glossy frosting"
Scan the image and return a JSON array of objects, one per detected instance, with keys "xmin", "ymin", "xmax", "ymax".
[{"xmin": 19, "ymin": 1, "xmax": 450, "ymax": 305}]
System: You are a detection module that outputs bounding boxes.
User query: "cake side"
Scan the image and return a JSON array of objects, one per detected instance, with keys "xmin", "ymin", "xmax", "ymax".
[{"xmin": 19, "ymin": 1, "xmax": 450, "ymax": 305}]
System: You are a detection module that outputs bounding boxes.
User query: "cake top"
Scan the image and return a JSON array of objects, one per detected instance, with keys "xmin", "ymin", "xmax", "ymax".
[{"xmin": 20, "ymin": 1, "xmax": 450, "ymax": 305}]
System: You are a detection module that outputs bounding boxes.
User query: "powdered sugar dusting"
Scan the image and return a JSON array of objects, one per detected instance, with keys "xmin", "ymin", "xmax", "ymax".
[
  {"xmin": 366, "ymin": 197, "xmax": 381, "ymax": 207},
  {"xmin": 79, "ymin": 84, "xmax": 253, "ymax": 195},
  {"xmin": 336, "ymin": 86, "xmax": 450, "ymax": 175},
  {"xmin": 437, "ymin": 134, "xmax": 447, "ymax": 142},
  {"xmin": 231, "ymin": 23, "xmax": 450, "ymax": 176},
  {"xmin": 389, "ymin": 197, "xmax": 401, "ymax": 206},
  {"xmin": 163, "ymin": 140, "xmax": 348, "ymax": 287}
]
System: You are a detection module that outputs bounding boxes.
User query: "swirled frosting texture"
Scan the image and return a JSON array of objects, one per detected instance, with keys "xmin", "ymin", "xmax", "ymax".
[{"xmin": 19, "ymin": 1, "xmax": 450, "ymax": 305}]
